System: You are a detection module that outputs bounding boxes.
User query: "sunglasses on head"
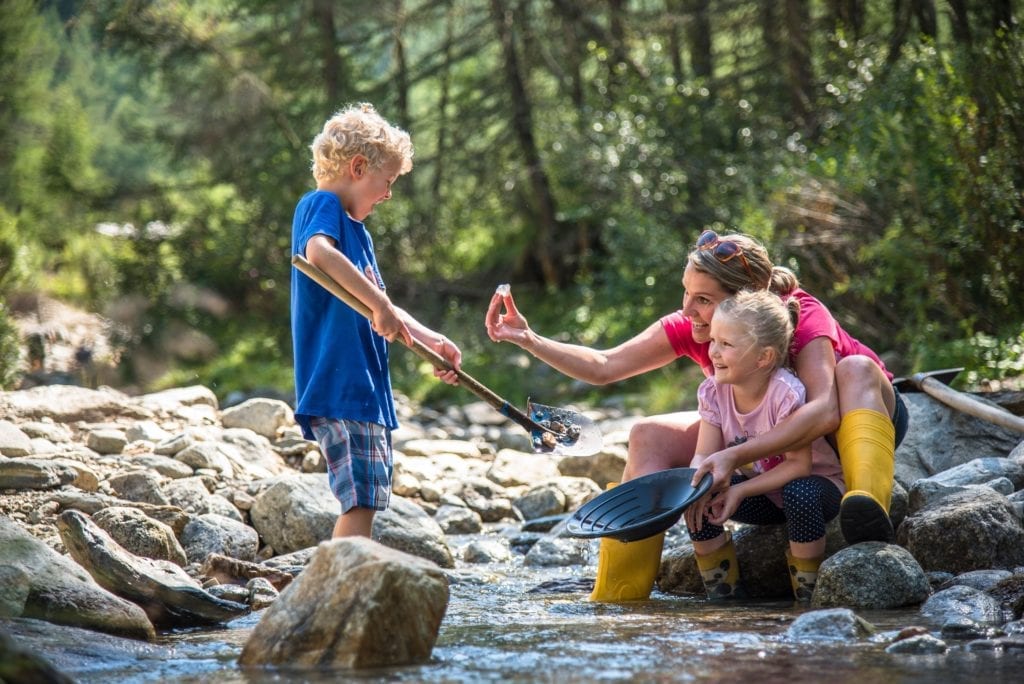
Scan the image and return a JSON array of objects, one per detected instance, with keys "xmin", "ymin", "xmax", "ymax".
[{"xmin": 696, "ymin": 230, "xmax": 755, "ymax": 280}]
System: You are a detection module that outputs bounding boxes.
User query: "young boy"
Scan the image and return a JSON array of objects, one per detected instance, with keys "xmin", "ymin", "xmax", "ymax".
[{"xmin": 291, "ymin": 103, "xmax": 461, "ymax": 538}]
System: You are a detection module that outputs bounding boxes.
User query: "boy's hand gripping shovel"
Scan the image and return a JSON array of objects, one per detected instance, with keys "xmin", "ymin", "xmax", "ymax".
[{"xmin": 292, "ymin": 254, "xmax": 602, "ymax": 456}]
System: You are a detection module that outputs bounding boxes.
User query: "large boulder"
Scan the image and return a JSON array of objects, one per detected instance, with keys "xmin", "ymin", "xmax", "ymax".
[
  {"xmin": 57, "ymin": 510, "xmax": 248, "ymax": 628},
  {"xmin": 0, "ymin": 516, "xmax": 154, "ymax": 640},
  {"xmin": 896, "ymin": 487, "xmax": 1024, "ymax": 573},
  {"xmin": 249, "ymin": 475, "xmax": 337, "ymax": 554},
  {"xmin": 239, "ymin": 537, "xmax": 448, "ymax": 669},
  {"xmin": 812, "ymin": 542, "xmax": 930, "ymax": 609}
]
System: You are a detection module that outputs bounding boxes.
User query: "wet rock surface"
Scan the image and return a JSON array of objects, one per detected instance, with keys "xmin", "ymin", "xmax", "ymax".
[{"xmin": 0, "ymin": 383, "xmax": 1023, "ymax": 679}]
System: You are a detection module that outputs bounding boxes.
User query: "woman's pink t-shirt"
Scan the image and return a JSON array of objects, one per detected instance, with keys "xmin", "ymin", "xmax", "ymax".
[{"xmin": 697, "ymin": 368, "xmax": 845, "ymax": 507}]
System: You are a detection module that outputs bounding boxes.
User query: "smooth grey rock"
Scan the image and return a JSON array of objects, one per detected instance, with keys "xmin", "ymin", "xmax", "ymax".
[
  {"xmin": 785, "ymin": 608, "xmax": 876, "ymax": 641},
  {"xmin": 813, "ymin": 543, "xmax": 930, "ymax": 609},
  {"xmin": 180, "ymin": 513, "xmax": 259, "ymax": 564},
  {"xmin": 238, "ymin": 537, "xmax": 448, "ymax": 668},
  {"xmin": 885, "ymin": 634, "xmax": 948, "ymax": 654},
  {"xmin": 0, "ymin": 515, "xmax": 155, "ymax": 640},
  {"xmin": 221, "ymin": 397, "xmax": 293, "ymax": 439},
  {"xmin": 373, "ymin": 497, "xmax": 454, "ymax": 569},
  {"xmin": 523, "ymin": 537, "xmax": 589, "ymax": 567},
  {"xmin": 920, "ymin": 585, "xmax": 1004, "ymax": 625},
  {"xmin": 92, "ymin": 506, "xmax": 187, "ymax": 566},
  {"xmin": 433, "ymin": 504, "xmax": 482, "ymax": 535},
  {"xmin": 462, "ymin": 539, "xmax": 512, "ymax": 564},
  {"xmin": 249, "ymin": 475, "xmax": 337, "ymax": 555},
  {"xmin": 897, "ymin": 487, "xmax": 1024, "ymax": 573},
  {"xmin": 0, "ymin": 420, "xmax": 33, "ymax": 456}
]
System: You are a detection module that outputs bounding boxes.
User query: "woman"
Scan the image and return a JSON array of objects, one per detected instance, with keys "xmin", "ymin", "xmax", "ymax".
[{"xmin": 485, "ymin": 230, "xmax": 908, "ymax": 601}]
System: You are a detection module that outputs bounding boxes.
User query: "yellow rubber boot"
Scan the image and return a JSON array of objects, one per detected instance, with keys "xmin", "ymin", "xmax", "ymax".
[
  {"xmin": 786, "ymin": 551, "xmax": 823, "ymax": 602},
  {"xmin": 837, "ymin": 408, "xmax": 896, "ymax": 544},
  {"xmin": 694, "ymin": 535, "xmax": 744, "ymax": 600},
  {"xmin": 588, "ymin": 532, "xmax": 666, "ymax": 601},
  {"xmin": 588, "ymin": 482, "xmax": 665, "ymax": 602}
]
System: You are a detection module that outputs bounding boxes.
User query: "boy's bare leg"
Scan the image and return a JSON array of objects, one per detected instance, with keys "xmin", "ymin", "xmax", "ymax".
[{"xmin": 333, "ymin": 507, "xmax": 375, "ymax": 538}]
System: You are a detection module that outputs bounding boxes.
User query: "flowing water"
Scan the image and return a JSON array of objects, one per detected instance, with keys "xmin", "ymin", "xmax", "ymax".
[{"xmin": 62, "ymin": 542, "xmax": 1022, "ymax": 684}]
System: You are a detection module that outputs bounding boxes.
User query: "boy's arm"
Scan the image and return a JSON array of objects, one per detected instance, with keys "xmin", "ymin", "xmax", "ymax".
[
  {"xmin": 398, "ymin": 308, "xmax": 462, "ymax": 384},
  {"xmin": 305, "ymin": 235, "xmax": 412, "ymax": 345}
]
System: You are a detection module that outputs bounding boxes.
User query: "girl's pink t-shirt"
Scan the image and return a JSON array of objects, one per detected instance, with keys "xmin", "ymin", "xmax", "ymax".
[
  {"xmin": 659, "ymin": 288, "xmax": 892, "ymax": 380},
  {"xmin": 697, "ymin": 367, "xmax": 845, "ymax": 507}
]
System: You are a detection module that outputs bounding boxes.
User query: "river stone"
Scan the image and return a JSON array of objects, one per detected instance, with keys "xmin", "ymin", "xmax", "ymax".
[
  {"xmin": 18, "ymin": 421, "xmax": 73, "ymax": 443},
  {"xmin": 174, "ymin": 443, "xmax": 234, "ymax": 478},
  {"xmin": 0, "ymin": 564, "xmax": 31, "ymax": 617},
  {"xmin": 162, "ymin": 476, "xmax": 216, "ymax": 515},
  {"xmin": 0, "ymin": 385, "xmax": 147, "ymax": 423},
  {"xmin": 895, "ymin": 393, "xmax": 1023, "ymax": 486},
  {"xmin": 924, "ymin": 456, "xmax": 1024, "ymax": 488},
  {"xmin": 57, "ymin": 510, "xmax": 248, "ymax": 628},
  {"xmin": 523, "ymin": 537, "xmax": 590, "ymax": 567},
  {"xmin": 0, "ymin": 628, "xmax": 75, "ymax": 683},
  {"xmin": 107, "ymin": 470, "xmax": 171, "ymax": 506},
  {"xmin": 557, "ymin": 446, "xmax": 627, "ymax": 489},
  {"xmin": 920, "ymin": 585, "xmax": 1004, "ymax": 625},
  {"xmin": 400, "ymin": 438, "xmax": 482, "ymax": 459},
  {"xmin": 0, "ymin": 458, "xmax": 78, "ymax": 490},
  {"xmin": 133, "ymin": 385, "xmax": 219, "ymax": 413},
  {"xmin": 896, "ymin": 487, "xmax": 1024, "ymax": 573},
  {"xmin": 221, "ymin": 398, "xmax": 293, "ymax": 439},
  {"xmin": 0, "ymin": 515, "xmax": 155, "ymax": 640},
  {"xmin": 546, "ymin": 476, "xmax": 603, "ymax": 510},
  {"xmin": 885, "ymin": 633, "xmax": 948, "ymax": 654},
  {"xmin": 455, "ymin": 477, "xmax": 515, "ymax": 522},
  {"xmin": 938, "ymin": 569, "xmax": 1014, "ymax": 592},
  {"xmin": 220, "ymin": 428, "xmax": 290, "ymax": 478},
  {"xmin": 86, "ymin": 428, "xmax": 127, "ymax": 455},
  {"xmin": 463, "ymin": 539, "xmax": 512, "ymax": 564},
  {"xmin": 49, "ymin": 458, "xmax": 100, "ymax": 492},
  {"xmin": 0, "ymin": 420, "xmax": 33, "ymax": 456},
  {"xmin": 814, "ymin": 542, "xmax": 930, "ymax": 609},
  {"xmin": 91, "ymin": 506, "xmax": 188, "ymax": 566},
  {"xmin": 249, "ymin": 475, "xmax": 337, "ymax": 554},
  {"xmin": 129, "ymin": 454, "xmax": 195, "ymax": 479},
  {"xmin": 154, "ymin": 432, "xmax": 194, "ymax": 456},
  {"xmin": 373, "ymin": 496, "xmax": 454, "ymax": 569},
  {"xmin": 785, "ymin": 608, "xmax": 876, "ymax": 641},
  {"xmin": 238, "ymin": 537, "xmax": 449, "ymax": 669},
  {"xmin": 486, "ymin": 448, "xmax": 562, "ymax": 487},
  {"xmin": 434, "ymin": 504, "xmax": 483, "ymax": 535},
  {"xmin": 513, "ymin": 485, "xmax": 567, "ymax": 520},
  {"xmin": 180, "ymin": 513, "xmax": 259, "ymax": 563},
  {"xmin": 125, "ymin": 420, "xmax": 172, "ymax": 444}
]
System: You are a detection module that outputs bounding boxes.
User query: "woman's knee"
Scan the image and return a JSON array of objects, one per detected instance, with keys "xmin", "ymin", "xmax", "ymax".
[{"xmin": 835, "ymin": 355, "xmax": 894, "ymax": 415}]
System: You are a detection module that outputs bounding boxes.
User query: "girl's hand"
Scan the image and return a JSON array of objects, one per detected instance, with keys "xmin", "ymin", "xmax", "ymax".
[
  {"xmin": 432, "ymin": 336, "xmax": 462, "ymax": 385},
  {"xmin": 485, "ymin": 286, "xmax": 531, "ymax": 345},
  {"xmin": 706, "ymin": 487, "xmax": 742, "ymax": 525},
  {"xmin": 684, "ymin": 491, "xmax": 713, "ymax": 533},
  {"xmin": 692, "ymin": 447, "xmax": 738, "ymax": 494}
]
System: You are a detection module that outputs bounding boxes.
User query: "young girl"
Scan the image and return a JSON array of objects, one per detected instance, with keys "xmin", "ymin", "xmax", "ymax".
[{"xmin": 682, "ymin": 290, "xmax": 844, "ymax": 602}]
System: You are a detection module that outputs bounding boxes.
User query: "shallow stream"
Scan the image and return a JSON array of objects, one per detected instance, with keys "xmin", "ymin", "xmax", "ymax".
[{"xmin": 64, "ymin": 550, "xmax": 1022, "ymax": 684}]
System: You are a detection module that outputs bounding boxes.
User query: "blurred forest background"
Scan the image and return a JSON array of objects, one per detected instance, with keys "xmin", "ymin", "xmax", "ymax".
[{"xmin": 1, "ymin": 0, "xmax": 1022, "ymax": 414}]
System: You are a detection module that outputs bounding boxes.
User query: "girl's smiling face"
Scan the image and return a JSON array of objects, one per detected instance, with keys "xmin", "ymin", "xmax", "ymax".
[
  {"xmin": 680, "ymin": 264, "xmax": 732, "ymax": 344},
  {"xmin": 707, "ymin": 310, "xmax": 767, "ymax": 386}
]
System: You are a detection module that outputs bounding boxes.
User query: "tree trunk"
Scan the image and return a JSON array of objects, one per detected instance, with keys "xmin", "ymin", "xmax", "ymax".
[
  {"xmin": 784, "ymin": 0, "xmax": 815, "ymax": 131},
  {"xmin": 312, "ymin": 0, "xmax": 342, "ymax": 106},
  {"xmin": 392, "ymin": 0, "xmax": 410, "ymax": 130},
  {"xmin": 431, "ymin": 1, "xmax": 456, "ymax": 202},
  {"xmin": 664, "ymin": 1, "xmax": 685, "ymax": 83},
  {"xmin": 489, "ymin": 0, "xmax": 561, "ymax": 287},
  {"xmin": 947, "ymin": 0, "xmax": 972, "ymax": 46},
  {"xmin": 829, "ymin": 0, "xmax": 865, "ymax": 39},
  {"xmin": 687, "ymin": 0, "xmax": 713, "ymax": 79}
]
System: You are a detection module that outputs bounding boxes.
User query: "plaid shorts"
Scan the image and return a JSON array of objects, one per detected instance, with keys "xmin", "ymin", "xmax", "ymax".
[{"xmin": 309, "ymin": 417, "xmax": 392, "ymax": 513}]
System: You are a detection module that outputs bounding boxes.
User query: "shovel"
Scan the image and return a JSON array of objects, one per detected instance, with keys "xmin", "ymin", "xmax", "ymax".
[
  {"xmin": 292, "ymin": 254, "xmax": 603, "ymax": 455},
  {"xmin": 893, "ymin": 367, "xmax": 1024, "ymax": 434}
]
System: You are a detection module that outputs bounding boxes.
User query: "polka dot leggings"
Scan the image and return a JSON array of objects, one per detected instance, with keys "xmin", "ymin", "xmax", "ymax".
[{"xmin": 689, "ymin": 474, "xmax": 842, "ymax": 543}]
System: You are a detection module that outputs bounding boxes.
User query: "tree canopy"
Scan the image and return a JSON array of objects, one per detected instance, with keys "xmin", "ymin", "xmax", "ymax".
[{"xmin": 2, "ymin": 0, "xmax": 1022, "ymax": 408}]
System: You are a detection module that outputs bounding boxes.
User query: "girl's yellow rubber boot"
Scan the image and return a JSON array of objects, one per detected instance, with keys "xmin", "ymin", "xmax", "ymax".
[
  {"xmin": 588, "ymin": 482, "xmax": 665, "ymax": 601},
  {"xmin": 786, "ymin": 551, "xmax": 823, "ymax": 602},
  {"xmin": 694, "ymin": 534, "xmax": 744, "ymax": 600},
  {"xmin": 837, "ymin": 408, "xmax": 896, "ymax": 544}
]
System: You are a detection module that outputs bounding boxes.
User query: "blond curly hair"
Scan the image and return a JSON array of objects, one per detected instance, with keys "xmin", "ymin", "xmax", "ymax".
[{"xmin": 311, "ymin": 103, "xmax": 413, "ymax": 182}]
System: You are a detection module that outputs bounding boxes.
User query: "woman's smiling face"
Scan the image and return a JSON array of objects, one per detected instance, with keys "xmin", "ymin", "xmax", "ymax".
[{"xmin": 680, "ymin": 264, "xmax": 732, "ymax": 344}]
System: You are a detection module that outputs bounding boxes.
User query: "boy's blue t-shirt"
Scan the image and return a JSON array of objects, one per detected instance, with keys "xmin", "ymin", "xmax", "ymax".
[{"xmin": 291, "ymin": 190, "xmax": 398, "ymax": 438}]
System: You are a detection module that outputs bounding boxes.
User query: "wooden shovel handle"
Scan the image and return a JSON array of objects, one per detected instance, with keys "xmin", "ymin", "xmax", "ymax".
[
  {"xmin": 915, "ymin": 374, "xmax": 1024, "ymax": 434},
  {"xmin": 290, "ymin": 254, "xmax": 548, "ymax": 435}
]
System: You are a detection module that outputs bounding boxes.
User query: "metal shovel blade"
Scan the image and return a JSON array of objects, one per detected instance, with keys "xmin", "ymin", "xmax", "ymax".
[{"xmin": 527, "ymin": 400, "xmax": 603, "ymax": 456}]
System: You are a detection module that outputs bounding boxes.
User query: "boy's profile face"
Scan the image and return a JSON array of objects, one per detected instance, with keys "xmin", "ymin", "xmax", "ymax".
[{"xmin": 346, "ymin": 156, "xmax": 402, "ymax": 221}]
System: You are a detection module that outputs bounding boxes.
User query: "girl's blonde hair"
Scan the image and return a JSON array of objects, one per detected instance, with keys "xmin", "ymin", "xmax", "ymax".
[
  {"xmin": 716, "ymin": 289, "xmax": 800, "ymax": 369},
  {"xmin": 687, "ymin": 232, "xmax": 800, "ymax": 297},
  {"xmin": 311, "ymin": 103, "xmax": 413, "ymax": 182}
]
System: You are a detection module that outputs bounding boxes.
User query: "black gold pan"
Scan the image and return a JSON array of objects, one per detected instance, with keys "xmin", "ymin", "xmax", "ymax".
[{"xmin": 565, "ymin": 467, "xmax": 714, "ymax": 542}]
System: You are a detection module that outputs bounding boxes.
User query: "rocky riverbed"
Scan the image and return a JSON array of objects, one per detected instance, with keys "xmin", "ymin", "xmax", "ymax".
[{"xmin": 2, "ymin": 382, "xmax": 1024, "ymax": 681}]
